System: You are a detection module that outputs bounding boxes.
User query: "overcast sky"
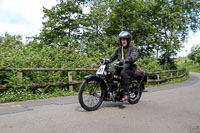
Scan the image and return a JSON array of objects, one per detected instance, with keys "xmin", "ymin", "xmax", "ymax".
[
  {"xmin": 0, "ymin": 0, "xmax": 57, "ymax": 37},
  {"xmin": 0, "ymin": 0, "xmax": 199, "ymax": 57}
]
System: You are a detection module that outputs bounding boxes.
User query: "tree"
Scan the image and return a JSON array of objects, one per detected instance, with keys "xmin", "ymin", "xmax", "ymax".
[
  {"xmin": 81, "ymin": 0, "xmax": 113, "ymax": 55},
  {"xmin": 83, "ymin": 0, "xmax": 108, "ymax": 41},
  {"xmin": 101, "ymin": 0, "xmax": 200, "ymax": 59},
  {"xmin": 39, "ymin": 0, "xmax": 86, "ymax": 46},
  {"xmin": 99, "ymin": 0, "xmax": 156, "ymax": 56},
  {"xmin": 159, "ymin": 53, "xmax": 177, "ymax": 69},
  {"xmin": 188, "ymin": 45, "xmax": 200, "ymax": 63},
  {"xmin": 38, "ymin": 0, "xmax": 200, "ymax": 62},
  {"xmin": 145, "ymin": 0, "xmax": 200, "ymax": 69},
  {"xmin": 196, "ymin": 53, "xmax": 200, "ymax": 64}
]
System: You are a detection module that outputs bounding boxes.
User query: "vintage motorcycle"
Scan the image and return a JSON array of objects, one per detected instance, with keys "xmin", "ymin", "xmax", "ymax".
[{"xmin": 78, "ymin": 59, "xmax": 147, "ymax": 111}]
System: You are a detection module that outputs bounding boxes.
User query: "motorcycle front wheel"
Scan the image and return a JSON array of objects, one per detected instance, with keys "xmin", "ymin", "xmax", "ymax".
[{"xmin": 78, "ymin": 79, "xmax": 105, "ymax": 111}]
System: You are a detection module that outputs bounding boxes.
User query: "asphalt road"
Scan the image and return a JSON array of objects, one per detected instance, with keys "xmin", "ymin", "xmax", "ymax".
[{"xmin": 0, "ymin": 72, "xmax": 200, "ymax": 133}]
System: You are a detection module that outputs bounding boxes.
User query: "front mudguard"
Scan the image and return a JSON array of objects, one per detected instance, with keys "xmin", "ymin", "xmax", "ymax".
[{"xmin": 84, "ymin": 75, "xmax": 108, "ymax": 96}]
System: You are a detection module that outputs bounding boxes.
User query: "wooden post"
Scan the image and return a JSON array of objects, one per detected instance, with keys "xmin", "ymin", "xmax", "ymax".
[
  {"xmin": 146, "ymin": 75, "xmax": 149, "ymax": 86},
  {"xmin": 68, "ymin": 72, "xmax": 73, "ymax": 91},
  {"xmin": 18, "ymin": 72, "xmax": 23, "ymax": 85},
  {"xmin": 170, "ymin": 73, "xmax": 173, "ymax": 78},
  {"xmin": 157, "ymin": 74, "xmax": 160, "ymax": 85}
]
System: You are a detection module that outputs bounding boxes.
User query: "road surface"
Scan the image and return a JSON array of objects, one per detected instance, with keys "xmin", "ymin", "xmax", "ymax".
[{"xmin": 0, "ymin": 72, "xmax": 200, "ymax": 133}]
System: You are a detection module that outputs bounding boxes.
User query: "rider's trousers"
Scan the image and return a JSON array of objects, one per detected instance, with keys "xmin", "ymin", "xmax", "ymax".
[{"xmin": 108, "ymin": 63, "xmax": 137, "ymax": 94}]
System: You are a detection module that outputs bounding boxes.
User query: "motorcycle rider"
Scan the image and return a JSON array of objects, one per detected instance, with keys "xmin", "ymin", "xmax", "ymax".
[{"xmin": 105, "ymin": 31, "xmax": 139, "ymax": 101}]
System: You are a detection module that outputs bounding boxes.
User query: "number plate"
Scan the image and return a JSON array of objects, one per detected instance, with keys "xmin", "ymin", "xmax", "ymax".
[{"xmin": 96, "ymin": 65, "xmax": 106, "ymax": 75}]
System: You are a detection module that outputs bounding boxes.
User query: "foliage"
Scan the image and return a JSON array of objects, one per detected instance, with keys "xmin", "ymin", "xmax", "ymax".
[
  {"xmin": 0, "ymin": 32, "xmax": 23, "ymax": 49},
  {"xmin": 0, "ymin": 33, "xmax": 98, "ymax": 102},
  {"xmin": 196, "ymin": 53, "xmax": 200, "ymax": 63},
  {"xmin": 39, "ymin": 0, "xmax": 200, "ymax": 59},
  {"xmin": 86, "ymin": 0, "xmax": 200, "ymax": 58},
  {"xmin": 37, "ymin": 0, "xmax": 200, "ymax": 71},
  {"xmin": 137, "ymin": 57, "xmax": 162, "ymax": 72},
  {"xmin": 159, "ymin": 53, "xmax": 177, "ymax": 70},
  {"xmin": 188, "ymin": 45, "xmax": 200, "ymax": 63},
  {"xmin": 39, "ymin": 0, "xmax": 87, "ymax": 46}
]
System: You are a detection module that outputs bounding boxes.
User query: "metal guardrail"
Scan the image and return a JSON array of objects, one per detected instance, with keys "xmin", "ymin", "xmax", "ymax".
[{"xmin": 0, "ymin": 68, "xmax": 187, "ymax": 90}]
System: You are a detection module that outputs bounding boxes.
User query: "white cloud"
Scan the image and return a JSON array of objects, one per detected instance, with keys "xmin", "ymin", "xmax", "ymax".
[{"xmin": 0, "ymin": 0, "xmax": 57, "ymax": 38}]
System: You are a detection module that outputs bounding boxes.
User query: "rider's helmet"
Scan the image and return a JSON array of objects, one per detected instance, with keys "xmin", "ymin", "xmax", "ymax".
[{"xmin": 118, "ymin": 31, "xmax": 132, "ymax": 45}]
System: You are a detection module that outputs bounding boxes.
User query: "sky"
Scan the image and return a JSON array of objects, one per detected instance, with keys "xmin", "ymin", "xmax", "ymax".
[
  {"xmin": 0, "ymin": 0, "xmax": 199, "ymax": 57},
  {"xmin": 0, "ymin": 0, "xmax": 57, "ymax": 38},
  {"xmin": 178, "ymin": 31, "xmax": 200, "ymax": 57}
]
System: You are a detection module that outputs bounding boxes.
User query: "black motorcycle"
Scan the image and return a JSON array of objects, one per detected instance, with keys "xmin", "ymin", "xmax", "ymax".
[{"xmin": 78, "ymin": 59, "xmax": 147, "ymax": 111}]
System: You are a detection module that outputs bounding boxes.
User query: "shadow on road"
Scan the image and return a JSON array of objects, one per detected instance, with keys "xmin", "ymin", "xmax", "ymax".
[
  {"xmin": 101, "ymin": 102, "xmax": 127, "ymax": 109},
  {"xmin": 75, "ymin": 102, "xmax": 129, "ymax": 112}
]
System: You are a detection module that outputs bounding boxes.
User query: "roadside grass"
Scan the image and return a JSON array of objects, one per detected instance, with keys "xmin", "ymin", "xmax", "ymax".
[
  {"xmin": 176, "ymin": 57, "xmax": 200, "ymax": 73},
  {"xmin": 186, "ymin": 64, "xmax": 200, "ymax": 73},
  {"xmin": 179, "ymin": 63, "xmax": 200, "ymax": 72},
  {"xmin": 0, "ymin": 88, "xmax": 78, "ymax": 103}
]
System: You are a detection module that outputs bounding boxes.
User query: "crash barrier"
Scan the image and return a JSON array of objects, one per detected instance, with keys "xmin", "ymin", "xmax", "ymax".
[{"xmin": 0, "ymin": 68, "xmax": 187, "ymax": 91}]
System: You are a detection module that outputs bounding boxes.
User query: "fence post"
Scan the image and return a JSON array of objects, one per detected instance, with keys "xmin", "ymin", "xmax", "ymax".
[
  {"xmin": 170, "ymin": 73, "xmax": 173, "ymax": 78},
  {"xmin": 18, "ymin": 72, "xmax": 23, "ymax": 85},
  {"xmin": 157, "ymin": 74, "xmax": 160, "ymax": 85},
  {"xmin": 147, "ymin": 74, "xmax": 149, "ymax": 85},
  {"xmin": 68, "ymin": 72, "xmax": 73, "ymax": 92}
]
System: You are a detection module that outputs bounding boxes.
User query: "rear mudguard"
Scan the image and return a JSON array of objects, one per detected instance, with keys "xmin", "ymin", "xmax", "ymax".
[
  {"xmin": 131, "ymin": 75, "xmax": 147, "ymax": 91},
  {"xmin": 84, "ymin": 75, "xmax": 108, "ymax": 95}
]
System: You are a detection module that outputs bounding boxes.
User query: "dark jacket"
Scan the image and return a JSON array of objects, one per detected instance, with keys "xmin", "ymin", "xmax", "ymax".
[{"xmin": 109, "ymin": 44, "xmax": 139, "ymax": 64}]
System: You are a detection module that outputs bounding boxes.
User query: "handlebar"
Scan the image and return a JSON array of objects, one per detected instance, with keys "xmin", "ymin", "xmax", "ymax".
[
  {"xmin": 114, "ymin": 62, "xmax": 124, "ymax": 69},
  {"xmin": 91, "ymin": 61, "xmax": 124, "ymax": 69}
]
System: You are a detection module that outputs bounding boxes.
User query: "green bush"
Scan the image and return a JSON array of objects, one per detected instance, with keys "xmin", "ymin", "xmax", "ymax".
[{"xmin": 137, "ymin": 57, "xmax": 162, "ymax": 72}]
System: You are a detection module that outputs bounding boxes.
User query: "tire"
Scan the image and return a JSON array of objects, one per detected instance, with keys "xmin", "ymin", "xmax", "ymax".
[
  {"xmin": 78, "ymin": 79, "xmax": 105, "ymax": 111},
  {"xmin": 128, "ymin": 81, "xmax": 142, "ymax": 104}
]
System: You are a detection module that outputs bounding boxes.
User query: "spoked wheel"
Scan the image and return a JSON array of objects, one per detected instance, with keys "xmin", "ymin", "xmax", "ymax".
[
  {"xmin": 78, "ymin": 79, "xmax": 105, "ymax": 111},
  {"xmin": 128, "ymin": 81, "xmax": 142, "ymax": 104}
]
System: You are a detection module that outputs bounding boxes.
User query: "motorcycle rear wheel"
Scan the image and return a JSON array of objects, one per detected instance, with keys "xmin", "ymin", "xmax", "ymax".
[
  {"xmin": 128, "ymin": 81, "xmax": 142, "ymax": 104},
  {"xmin": 78, "ymin": 79, "xmax": 104, "ymax": 111}
]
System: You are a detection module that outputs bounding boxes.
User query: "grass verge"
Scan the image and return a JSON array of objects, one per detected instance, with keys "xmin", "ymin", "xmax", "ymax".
[{"xmin": 0, "ymin": 88, "xmax": 78, "ymax": 103}]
